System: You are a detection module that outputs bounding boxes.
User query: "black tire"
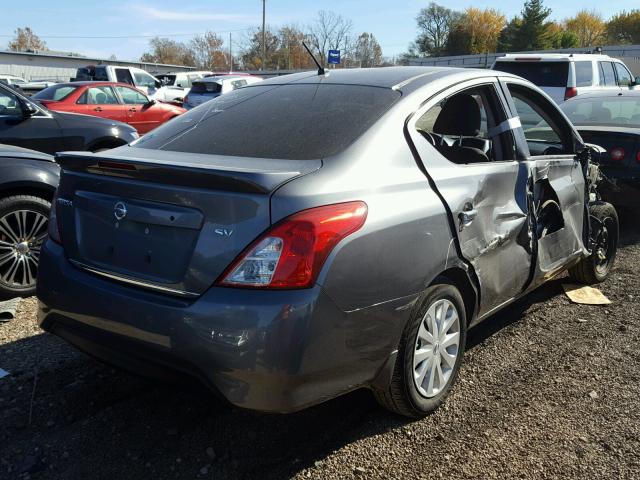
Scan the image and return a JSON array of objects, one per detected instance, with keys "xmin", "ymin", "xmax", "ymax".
[
  {"xmin": 374, "ymin": 283, "xmax": 468, "ymax": 418},
  {"xmin": 0, "ymin": 195, "xmax": 51, "ymax": 299},
  {"xmin": 568, "ymin": 202, "xmax": 618, "ymax": 284}
]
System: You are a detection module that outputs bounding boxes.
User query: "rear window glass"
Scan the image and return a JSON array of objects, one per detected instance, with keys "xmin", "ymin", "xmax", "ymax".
[
  {"xmin": 561, "ymin": 97, "xmax": 640, "ymax": 127},
  {"xmin": 132, "ymin": 84, "xmax": 400, "ymax": 160},
  {"xmin": 190, "ymin": 81, "xmax": 222, "ymax": 94},
  {"xmin": 493, "ymin": 61, "xmax": 569, "ymax": 87},
  {"xmin": 574, "ymin": 61, "xmax": 593, "ymax": 87},
  {"xmin": 157, "ymin": 74, "xmax": 176, "ymax": 86},
  {"xmin": 33, "ymin": 84, "xmax": 78, "ymax": 101}
]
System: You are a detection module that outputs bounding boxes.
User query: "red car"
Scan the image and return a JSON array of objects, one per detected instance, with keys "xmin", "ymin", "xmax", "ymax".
[{"xmin": 32, "ymin": 82, "xmax": 185, "ymax": 134}]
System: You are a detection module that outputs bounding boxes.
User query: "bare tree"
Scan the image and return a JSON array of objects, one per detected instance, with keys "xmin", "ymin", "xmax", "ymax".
[
  {"xmin": 415, "ymin": 3, "xmax": 461, "ymax": 56},
  {"xmin": 308, "ymin": 10, "xmax": 353, "ymax": 67},
  {"xmin": 353, "ymin": 33, "xmax": 383, "ymax": 67},
  {"xmin": 190, "ymin": 32, "xmax": 230, "ymax": 71},
  {"xmin": 8, "ymin": 27, "xmax": 47, "ymax": 52}
]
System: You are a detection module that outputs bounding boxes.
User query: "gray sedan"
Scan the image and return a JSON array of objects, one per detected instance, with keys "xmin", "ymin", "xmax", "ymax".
[{"xmin": 37, "ymin": 67, "xmax": 617, "ymax": 417}]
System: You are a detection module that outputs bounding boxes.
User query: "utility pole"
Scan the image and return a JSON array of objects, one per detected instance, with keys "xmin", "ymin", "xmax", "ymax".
[
  {"xmin": 261, "ymin": 0, "xmax": 266, "ymax": 71},
  {"xmin": 229, "ymin": 32, "xmax": 233, "ymax": 72}
]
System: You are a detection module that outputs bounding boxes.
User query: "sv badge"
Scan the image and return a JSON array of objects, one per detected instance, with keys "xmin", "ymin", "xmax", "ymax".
[{"xmin": 214, "ymin": 228, "xmax": 234, "ymax": 237}]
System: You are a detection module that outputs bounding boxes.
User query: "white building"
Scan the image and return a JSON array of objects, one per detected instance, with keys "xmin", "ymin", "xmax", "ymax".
[{"xmin": 0, "ymin": 49, "xmax": 194, "ymax": 82}]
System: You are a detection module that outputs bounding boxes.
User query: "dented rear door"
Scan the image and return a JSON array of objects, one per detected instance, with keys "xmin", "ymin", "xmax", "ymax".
[{"xmin": 407, "ymin": 78, "xmax": 535, "ymax": 317}]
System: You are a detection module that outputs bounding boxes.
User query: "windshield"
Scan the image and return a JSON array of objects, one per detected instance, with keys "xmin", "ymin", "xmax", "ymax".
[
  {"xmin": 561, "ymin": 97, "xmax": 640, "ymax": 127},
  {"xmin": 33, "ymin": 84, "xmax": 79, "ymax": 101},
  {"xmin": 494, "ymin": 61, "xmax": 569, "ymax": 87},
  {"xmin": 133, "ymin": 83, "xmax": 401, "ymax": 160}
]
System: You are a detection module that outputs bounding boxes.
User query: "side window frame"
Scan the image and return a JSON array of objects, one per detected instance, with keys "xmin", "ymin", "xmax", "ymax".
[
  {"xmin": 498, "ymin": 79, "xmax": 580, "ymax": 159},
  {"xmin": 613, "ymin": 62, "xmax": 633, "ymax": 87},
  {"xmin": 406, "ymin": 77, "xmax": 518, "ymax": 167}
]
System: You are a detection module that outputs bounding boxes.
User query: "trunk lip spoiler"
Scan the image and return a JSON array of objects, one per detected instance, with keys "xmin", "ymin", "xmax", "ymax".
[{"xmin": 55, "ymin": 151, "xmax": 322, "ymax": 194}]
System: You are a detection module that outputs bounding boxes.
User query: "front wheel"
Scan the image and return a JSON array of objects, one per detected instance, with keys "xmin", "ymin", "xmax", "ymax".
[
  {"xmin": 568, "ymin": 202, "xmax": 618, "ymax": 284},
  {"xmin": 0, "ymin": 195, "xmax": 51, "ymax": 299},
  {"xmin": 374, "ymin": 283, "xmax": 467, "ymax": 418}
]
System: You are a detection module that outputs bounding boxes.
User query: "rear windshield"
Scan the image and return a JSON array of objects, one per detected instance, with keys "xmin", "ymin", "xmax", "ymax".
[
  {"xmin": 33, "ymin": 84, "xmax": 78, "ymax": 101},
  {"xmin": 133, "ymin": 83, "xmax": 400, "ymax": 160},
  {"xmin": 494, "ymin": 61, "xmax": 569, "ymax": 87},
  {"xmin": 561, "ymin": 96, "xmax": 640, "ymax": 127},
  {"xmin": 190, "ymin": 81, "xmax": 221, "ymax": 94}
]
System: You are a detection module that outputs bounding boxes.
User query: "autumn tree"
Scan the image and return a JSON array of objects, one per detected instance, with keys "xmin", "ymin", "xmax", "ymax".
[
  {"xmin": 353, "ymin": 33, "xmax": 383, "ymax": 67},
  {"xmin": 8, "ymin": 27, "xmax": 47, "ymax": 52},
  {"xmin": 140, "ymin": 37, "xmax": 196, "ymax": 66},
  {"xmin": 447, "ymin": 8, "xmax": 505, "ymax": 55},
  {"xmin": 565, "ymin": 10, "xmax": 606, "ymax": 47},
  {"xmin": 190, "ymin": 32, "xmax": 230, "ymax": 71},
  {"xmin": 276, "ymin": 25, "xmax": 315, "ymax": 70},
  {"xmin": 415, "ymin": 3, "xmax": 462, "ymax": 56},
  {"xmin": 308, "ymin": 10, "xmax": 353, "ymax": 67},
  {"xmin": 607, "ymin": 10, "xmax": 640, "ymax": 44},
  {"xmin": 241, "ymin": 27, "xmax": 279, "ymax": 70}
]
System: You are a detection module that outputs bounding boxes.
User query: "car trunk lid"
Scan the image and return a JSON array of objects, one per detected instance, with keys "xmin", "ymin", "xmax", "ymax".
[
  {"xmin": 54, "ymin": 149, "xmax": 321, "ymax": 296},
  {"xmin": 578, "ymin": 128, "xmax": 640, "ymax": 170}
]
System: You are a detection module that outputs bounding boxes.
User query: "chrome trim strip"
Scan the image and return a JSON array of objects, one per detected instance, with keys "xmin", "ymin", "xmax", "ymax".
[{"xmin": 69, "ymin": 260, "xmax": 199, "ymax": 298}]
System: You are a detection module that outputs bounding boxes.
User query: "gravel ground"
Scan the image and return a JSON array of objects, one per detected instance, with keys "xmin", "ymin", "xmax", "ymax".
[{"xmin": 1, "ymin": 216, "xmax": 639, "ymax": 480}]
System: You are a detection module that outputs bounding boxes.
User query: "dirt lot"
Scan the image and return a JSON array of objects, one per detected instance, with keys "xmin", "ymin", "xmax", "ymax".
[{"xmin": 1, "ymin": 215, "xmax": 639, "ymax": 480}]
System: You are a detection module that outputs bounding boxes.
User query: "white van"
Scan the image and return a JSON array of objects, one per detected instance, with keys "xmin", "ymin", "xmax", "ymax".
[
  {"xmin": 492, "ymin": 54, "xmax": 638, "ymax": 104},
  {"xmin": 73, "ymin": 65, "xmax": 161, "ymax": 98}
]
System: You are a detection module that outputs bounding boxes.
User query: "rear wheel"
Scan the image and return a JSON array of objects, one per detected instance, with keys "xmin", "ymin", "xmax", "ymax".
[
  {"xmin": 0, "ymin": 195, "xmax": 50, "ymax": 298},
  {"xmin": 374, "ymin": 283, "xmax": 467, "ymax": 418},
  {"xmin": 568, "ymin": 202, "xmax": 618, "ymax": 284}
]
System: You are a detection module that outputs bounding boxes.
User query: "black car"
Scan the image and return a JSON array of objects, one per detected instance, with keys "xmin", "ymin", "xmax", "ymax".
[
  {"xmin": 0, "ymin": 144, "xmax": 59, "ymax": 298},
  {"xmin": 561, "ymin": 91, "xmax": 640, "ymax": 207},
  {"xmin": 0, "ymin": 82, "xmax": 139, "ymax": 155}
]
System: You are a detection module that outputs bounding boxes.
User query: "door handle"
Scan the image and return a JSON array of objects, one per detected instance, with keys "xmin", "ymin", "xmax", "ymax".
[
  {"xmin": 458, "ymin": 203, "xmax": 477, "ymax": 230},
  {"xmin": 129, "ymin": 107, "xmax": 137, "ymax": 112},
  {"xmin": 93, "ymin": 107, "xmax": 103, "ymax": 112}
]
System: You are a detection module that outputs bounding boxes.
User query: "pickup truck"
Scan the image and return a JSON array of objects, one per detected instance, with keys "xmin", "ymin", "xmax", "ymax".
[{"xmin": 73, "ymin": 65, "xmax": 162, "ymax": 98}]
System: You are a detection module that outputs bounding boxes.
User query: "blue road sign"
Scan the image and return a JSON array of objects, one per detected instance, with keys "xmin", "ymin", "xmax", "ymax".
[{"xmin": 328, "ymin": 50, "xmax": 341, "ymax": 64}]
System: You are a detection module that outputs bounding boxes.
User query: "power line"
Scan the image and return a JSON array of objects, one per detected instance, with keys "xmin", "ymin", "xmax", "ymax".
[{"xmin": 0, "ymin": 27, "xmax": 254, "ymax": 39}]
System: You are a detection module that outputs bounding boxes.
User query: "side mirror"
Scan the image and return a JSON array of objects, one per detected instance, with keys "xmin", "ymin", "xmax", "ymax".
[
  {"xmin": 21, "ymin": 101, "xmax": 39, "ymax": 118},
  {"xmin": 145, "ymin": 99, "xmax": 156, "ymax": 107},
  {"xmin": 154, "ymin": 80, "xmax": 161, "ymax": 89}
]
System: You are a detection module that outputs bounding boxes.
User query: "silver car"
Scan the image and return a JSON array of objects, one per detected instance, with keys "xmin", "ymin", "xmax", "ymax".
[
  {"xmin": 183, "ymin": 75, "xmax": 263, "ymax": 109},
  {"xmin": 37, "ymin": 67, "xmax": 617, "ymax": 417}
]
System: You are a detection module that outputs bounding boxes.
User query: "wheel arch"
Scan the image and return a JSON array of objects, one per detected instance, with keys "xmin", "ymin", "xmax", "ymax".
[{"xmin": 430, "ymin": 267, "xmax": 478, "ymax": 326}]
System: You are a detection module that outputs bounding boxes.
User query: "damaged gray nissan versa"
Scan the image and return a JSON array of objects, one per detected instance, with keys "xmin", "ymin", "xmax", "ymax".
[{"xmin": 36, "ymin": 67, "xmax": 618, "ymax": 417}]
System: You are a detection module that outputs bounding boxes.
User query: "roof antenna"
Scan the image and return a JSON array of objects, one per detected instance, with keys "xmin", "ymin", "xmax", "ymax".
[{"xmin": 302, "ymin": 42, "xmax": 326, "ymax": 76}]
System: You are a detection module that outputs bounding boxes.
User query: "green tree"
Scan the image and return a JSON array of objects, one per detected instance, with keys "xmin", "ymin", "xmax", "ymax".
[
  {"xmin": 498, "ymin": 17, "xmax": 523, "ymax": 52},
  {"xmin": 140, "ymin": 37, "xmax": 196, "ymax": 66},
  {"xmin": 607, "ymin": 10, "xmax": 640, "ymax": 44},
  {"xmin": 516, "ymin": 0, "xmax": 552, "ymax": 50}
]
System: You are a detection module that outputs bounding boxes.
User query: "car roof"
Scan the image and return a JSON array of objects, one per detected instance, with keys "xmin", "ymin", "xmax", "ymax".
[
  {"xmin": 255, "ymin": 66, "xmax": 516, "ymax": 92},
  {"xmin": 497, "ymin": 53, "xmax": 612, "ymax": 62},
  {"xmin": 55, "ymin": 81, "xmax": 144, "ymax": 88},
  {"xmin": 197, "ymin": 75, "xmax": 253, "ymax": 83}
]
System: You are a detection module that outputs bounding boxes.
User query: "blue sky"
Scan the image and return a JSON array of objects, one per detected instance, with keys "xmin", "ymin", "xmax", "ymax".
[{"xmin": 2, "ymin": 0, "xmax": 638, "ymax": 61}]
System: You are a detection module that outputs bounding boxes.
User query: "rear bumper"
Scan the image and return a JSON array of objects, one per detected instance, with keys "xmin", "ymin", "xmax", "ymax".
[{"xmin": 37, "ymin": 241, "xmax": 409, "ymax": 413}]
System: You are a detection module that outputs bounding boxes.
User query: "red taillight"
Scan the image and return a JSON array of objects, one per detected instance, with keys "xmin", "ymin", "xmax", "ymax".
[
  {"xmin": 610, "ymin": 147, "xmax": 625, "ymax": 161},
  {"xmin": 48, "ymin": 190, "xmax": 62, "ymax": 244},
  {"xmin": 636, "ymin": 151, "xmax": 640, "ymax": 163},
  {"xmin": 218, "ymin": 202, "xmax": 368, "ymax": 289},
  {"xmin": 564, "ymin": 87, "xmax": 577, "ymax": 100}
]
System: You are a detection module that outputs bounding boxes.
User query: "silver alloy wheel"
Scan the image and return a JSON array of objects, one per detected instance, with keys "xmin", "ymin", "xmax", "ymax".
[
  {"xmin": 413, "ymin": 298, "xmax": 461, "ymax": 398},
  {"xmin": 0, "ymin": 209, "xmax": 49, "ymax": 290}
]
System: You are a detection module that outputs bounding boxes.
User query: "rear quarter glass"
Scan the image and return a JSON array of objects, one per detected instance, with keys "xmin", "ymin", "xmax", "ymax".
[{"xmin": 132, "ymin": 84, "xmax": 401, "ymax": 160}]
